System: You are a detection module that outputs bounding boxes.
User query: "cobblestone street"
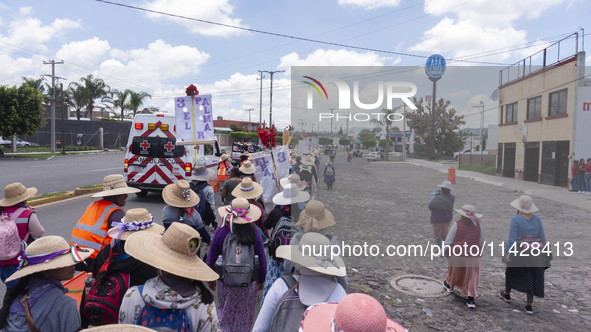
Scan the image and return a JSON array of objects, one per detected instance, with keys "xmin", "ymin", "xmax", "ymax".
[{"xmin": 317, "ymin": 152, "xmax": 591, "ymax": 332}]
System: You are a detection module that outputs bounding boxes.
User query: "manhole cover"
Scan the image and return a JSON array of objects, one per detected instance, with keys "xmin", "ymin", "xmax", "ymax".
[{"xmin": 390, "ymin": 274, "xmax": 451, "ymax": 298}]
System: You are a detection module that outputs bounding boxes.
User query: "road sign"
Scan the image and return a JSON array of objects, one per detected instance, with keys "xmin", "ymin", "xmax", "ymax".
[
  {"xmin": 426, "ymin": 95, "xmax": 432, "ymax": 102},
  {"xmin": 425, "ymin": 54, "xmax": 446, "ymax": 79}
]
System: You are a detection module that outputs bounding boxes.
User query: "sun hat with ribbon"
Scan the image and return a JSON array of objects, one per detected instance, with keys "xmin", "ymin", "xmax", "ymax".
[
  {"xmin": 190, "ymin": 164, "xmax": 216, "ymax": 181},
  {"xmin": 276, "ymin": 232, "xmax": 345, "ymax": 278},
  {"xmin": 510, "ymin": 195, "xmax": 539, "ymax": 213},
  {"xmin": 6, "ymin": 236, "xmax": 93, "ymax": 282},
  {"xmin": 217, "ymin": 197, "xmax": 262, "ymax": 233},
  {"xmin": 272, "ymin": 183, "xmax": 311, "ymax": 206},
  {"xmin": 280, "ymin": 174, "xmax": 306, "ymax": 191},
  {"xmin": 299, "ymin": 293, "xmax": 407, "ymax": 332},
  {"xmin": 162, "ymin": 180, "xmax": 199, "ymax": 208},
  {"xmin": 296, "ymin": 201, "xmax": 336, "ymax": 232},
  {"xmin": 325, "ymin": 160, "xmax": 332, "ymax": 165},
  {"xmin": 91, "ymin": 174, "xmax": 141, "ymax": 198},
  {"xmin": 108, "ymin": 208, "xmax": 165, "ymax": 241},
  {"xmin": 232, "ymin": 177, "xmax": 264, "ymax": 200},
  {"xmin": 454, "ymin": 205, "xmax": 483, "ymax": 226},
  {"xmin": 239, "ymin": 160, "xmax": 257, "ymax": 174},
  {"xmin": 124, "ymin": 222, "xmax": 218, "ymax": 281},
  {"xmin": 0, "ymin": 183, "xmax": 37, "ymax": 207},
  {"xmin": 437, "ymin": 180, "xmax": 454, "ymax": 191},
  {"xmin": 85, "ymin": 325, "xmax": 155, "ymax": 332}
]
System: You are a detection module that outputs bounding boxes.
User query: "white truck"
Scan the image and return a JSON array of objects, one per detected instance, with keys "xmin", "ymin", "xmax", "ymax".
[{"xmin": 453, "ymin": 148, "xmax": 490, "ymax": 161}]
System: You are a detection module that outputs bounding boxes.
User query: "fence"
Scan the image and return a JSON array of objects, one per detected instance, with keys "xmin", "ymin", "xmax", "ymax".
[{"xmin": 458, "ymin": 154, "xmax": 497, "ymax": 167}]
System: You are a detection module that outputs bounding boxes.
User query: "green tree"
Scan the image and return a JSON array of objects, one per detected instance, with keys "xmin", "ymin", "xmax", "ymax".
[
  {"xmin": 108, "ymin": 89, "xmax": 132, "ymax": 122},
  {"xmin": 361, "ymin": 139, "xmax": 376, "ymax": 148},
  {"xmin": 128, "ymin": 91, "xmax": 152, "ymax": 119},
  {"xmin": 357, "ymin": 128, "xmax": 379, "ymax": 141},
  {"xmin": 71, "ymin": 74, "xmax": 110, "ymax": 120},
  {"xmin": 64, "ymin": 84, "xmax": 86, "ymax": 120},
  {"xmin": 0, "ymin": 84, "xmax": 46, "ymax": 142},
  {"xmin": 339, "ymin": 138, "xmax": 350, "ymax": 146},
  {"xmin": 370, "ymin": 107, "xmax": 401, "ymax": 161},
  {"xmin": 378, "ymin": 138, "xmax": 393, "ymax": 148},
  {"xmin": 319, "ymin": 137, "xmax": 333, "ymax": 145},
  {"xmin": 21, "ymin": 77, "xmax": 46, "ymax": 93},
  {"xmin": 229, "ymin": 123, "xmax": 245, "ymax": 132}
]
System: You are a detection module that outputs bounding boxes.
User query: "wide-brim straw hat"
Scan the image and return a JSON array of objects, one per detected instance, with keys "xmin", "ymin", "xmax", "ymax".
[
  {"xmin": 325, "ymin": 160, "xmax": 332, "ymax": 165},
  {"xmin": 162, "ymin": 180, "xmax": 200, "ymax": 208},
  {"xmin": 299, "ymin": 164, "xmax": 312, "ymax": 172},
  {"xmin": 273, "ymin": 183, "xmax": 310, "ymax": 205},
  {"xmin": 302, "ymin": 155, "xmax": 315, "ymax": 165},
  {"xmin": 85, "ymin": 325, "xmax": 155, "ymax": 331},
  {"xmin": 220, "ymin": 154, "xmax": 230, "ymax": 162},
  {"xmin": 437, "ymin": 180, "xmax": 454, "ymax": 191},
  {"xmin": 297, "ymin": 201, "xmax": 335, "ymax": 231},
  {"xmin": 217, "ymin": 197, "xmax": 262, "ymax": 224},
  {"xmin": 190, "ymin": 164, "xmax": 216, "ymax": 181},
  {"xmin": 6, "ymin": 236, "xmax": 94, "ymax": 282},
  {"xmin": 276, "ymin": 232, "xmax": 345, "ymax": 277},
  {"xmin": 280, "ymin": 174, "xmax": 306, "ymax": 191},
  {"xmin": 92, "ymin": 174, "xmax": 141, "ymax": 198},
  {"xmin": 239, "ymin": 160, "xmax": 257, "ymax": 174},
  {"xmin": 454, "ymin": 205, "xmax": 483, "ymax": 219},
  {"xmin": 300, "ymin": 293, "xmax": 407, "ymax": 332},
  {"xmin": 108, "ymin": 208, "xmax": 165, "ymax": 241},
  {"xmin": 0, "ymin": 183, "xmax": 37, "ymax": 207},
  {"xmin": 510, "ymin": 195, "xmax": 539, "ymax": 213},
  {"xmin": 125, "ymin": 222, "xmax": 218, "ymax": 281},
  {"xmin": 232, "ymin": 177, "xmax": 264, "ymax": 200}
]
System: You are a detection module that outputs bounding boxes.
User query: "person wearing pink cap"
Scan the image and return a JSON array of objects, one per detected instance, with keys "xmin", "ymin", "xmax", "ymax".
[{"xmin": 298, "ymin": 293, "xmax": 407, "ymax": 332}]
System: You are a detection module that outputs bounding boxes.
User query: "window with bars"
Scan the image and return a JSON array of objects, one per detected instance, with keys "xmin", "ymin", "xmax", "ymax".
[
  {"xmin": 549, "ymin": 89, "xmax": 567, "ymax": 116},
  {"xmin": 527, "ymin": 96, "xmax": 542, "ymax": 119}
]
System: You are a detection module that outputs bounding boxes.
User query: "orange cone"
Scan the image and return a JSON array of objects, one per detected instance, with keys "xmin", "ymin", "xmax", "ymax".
[{"xmin": 448, "ymin": 167, "xmax": 456, "ymax": 184}]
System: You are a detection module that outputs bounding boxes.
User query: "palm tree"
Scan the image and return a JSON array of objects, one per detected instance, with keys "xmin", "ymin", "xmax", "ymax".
[
  {"xmin": 370, "ymin": 107, "xmax": 402, "ymax": 161},
  {"xmin": 109, "ymin": 89, "xmax": 132, "ymax": 122},
  {"xmin": 22, "ymin": 77, "xmax": 46, "ymax": 93},
  {"xmin": 64, "ymin": 84, "xmax": 86, "ymax": 120},
  {"xmin": 71, "ymin": 74, "xmax": 110, "ymax": 120},
  {"xmin": 128, "ymin": 91, "xmax": 152, "ymax": 119}
]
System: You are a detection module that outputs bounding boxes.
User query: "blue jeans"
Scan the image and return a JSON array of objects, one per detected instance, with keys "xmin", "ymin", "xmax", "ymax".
[
  {"xmin": 0, "ymin": 264, "xmax": 19, "ymax": 288},
  {"xmin": 571, "ymin": 176, "xmax": 577, "ymax": 191},
  {"xmin": 579, "ymin": 174, "xmax": 587, "ymax": 192},
  {"xmin": 586, "ymin": 174, "xmax": 591, "ymax": 192}
]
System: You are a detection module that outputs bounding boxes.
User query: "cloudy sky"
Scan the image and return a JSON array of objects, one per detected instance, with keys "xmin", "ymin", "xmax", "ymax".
[{"xmin": 1, "ymin": 0, "xmax": 588, "ymax": 130}]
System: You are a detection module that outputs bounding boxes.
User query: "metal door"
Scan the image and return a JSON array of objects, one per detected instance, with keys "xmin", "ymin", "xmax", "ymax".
[{"xmin": 541, "ymin": 141, "xmax": 556, "ymax": 185}]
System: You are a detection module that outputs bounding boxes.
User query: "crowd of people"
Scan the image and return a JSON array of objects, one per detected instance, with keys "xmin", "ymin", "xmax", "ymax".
[
  {"xmin": 0, "ymin": 146, "xmax": 554, "ymax": 331},
  {"xmin": 571, "ymin": 158, "xmax": 591, "ymax": 193}
]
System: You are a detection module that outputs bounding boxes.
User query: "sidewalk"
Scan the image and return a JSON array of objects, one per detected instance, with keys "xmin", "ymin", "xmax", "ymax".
[
  {"xmin": 407, "ymin": 158, "xmax": 591, "ymax": 212},
  {"xmin": 4, "ymin": 149, "xmax": 122, "ymax": 155}
]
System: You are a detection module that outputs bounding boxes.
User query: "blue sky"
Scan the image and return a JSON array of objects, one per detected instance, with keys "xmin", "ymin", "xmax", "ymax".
[{"xmin": 0, "ymin": 0, "xmax": 588, "ymax": 129}]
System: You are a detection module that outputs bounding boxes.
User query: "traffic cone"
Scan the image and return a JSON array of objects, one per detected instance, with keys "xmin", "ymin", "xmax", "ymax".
[{"xmin": 448, "ymin": 167, "xmax": 456, "ymax": 184}]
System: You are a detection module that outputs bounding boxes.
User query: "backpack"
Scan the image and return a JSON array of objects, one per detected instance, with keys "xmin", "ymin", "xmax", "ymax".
[
  {"xmin": 163, "ymin": 208, "xmax": 198, "ymax": 231},
  {"xmin": 269, "ymin": 276, "xmax": 307, "ymax": 332},
  {"xmin": 268, "ymin": 216, "xmax": 295, "ymax": 262},
  {"xmin": 220, "ymin": 232, "xmax": 257, "ymax": 287},
  {"xmin": 0, "ymin": 207, "xmax": 27, "ymax": 260},
  {"xmin": 133, "ymin": 285, "xmax": 192, "ymax": 332},
  {"xmin": 325, "ymin": 166, "xmax": 334, "ymax": 176},
  {"xmin": 82, "ymin": 247, "xmax": 130, "ymax": 326},
  {"xmin": 190, "ymin": 181, "xmax": 216, "ymax": 226}
]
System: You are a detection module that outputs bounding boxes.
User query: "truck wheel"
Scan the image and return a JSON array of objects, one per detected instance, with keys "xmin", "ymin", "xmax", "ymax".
[{"xmin": 135, "ymin": 189, "xmax": 149, "ymax": 197}]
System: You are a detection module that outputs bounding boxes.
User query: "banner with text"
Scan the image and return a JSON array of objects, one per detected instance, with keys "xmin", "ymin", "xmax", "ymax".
[
  {"xmin": 175, "ymin": 94, "xmax": 214, "ymax": 145},
  {"xmin": 253, "ymin": 146, "xmax": 290, "ymax": 204}
]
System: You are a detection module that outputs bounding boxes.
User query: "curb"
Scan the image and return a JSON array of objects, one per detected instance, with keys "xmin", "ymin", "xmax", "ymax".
[{"xmin": 29, "ymin": 186, "xmax": 102, "ymax": 205}]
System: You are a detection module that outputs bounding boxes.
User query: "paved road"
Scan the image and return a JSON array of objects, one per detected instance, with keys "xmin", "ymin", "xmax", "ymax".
[{"xmin": 0, "ymin": 152, "xmax": 126, "ymax": 194}]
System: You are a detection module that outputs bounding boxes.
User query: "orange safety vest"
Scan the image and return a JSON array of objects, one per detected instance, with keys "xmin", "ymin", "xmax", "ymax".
[
  {"xmin": 70, "ymin": 199, "xmax": 121, "ymax": 259},
  {"xmin": 217, "ymin": 161, "xmax": 230, "ymax": 182}
]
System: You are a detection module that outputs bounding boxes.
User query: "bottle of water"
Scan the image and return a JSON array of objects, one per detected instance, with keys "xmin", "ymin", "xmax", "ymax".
[
  {"xmin": 214, "ymin": 255, "xmax": 223, "ymax": 276},
  {"xmin": 84, "ymin": 272, "xmax": 94, "ymax": 296}
]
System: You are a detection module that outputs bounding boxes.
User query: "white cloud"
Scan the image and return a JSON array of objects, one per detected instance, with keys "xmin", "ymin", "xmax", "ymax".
[
  {"xmin": 455, "ymin": 94, "xmax": 498, "ymax": 129},
  {"xmin": 56, "ymin": 37, "xmax": 110, "ymax": 65},
  {"xmin": 141, "ymin": 0, "xmax": 247, "ymax": 37},
  {"xmin": 338, "ymin": 0, "xmax": 401, "ymax": 10},
  {"xmin": 278, "ymin": 49, "xmax": 390, "ymax": 76},
  {"xmin": 0, "ymin": 53, "xmax": 41, "ymax": 85}
]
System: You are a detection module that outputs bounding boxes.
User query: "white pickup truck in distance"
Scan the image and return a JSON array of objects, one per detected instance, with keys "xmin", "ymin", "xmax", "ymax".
[{"xmin": 454, "ymin": 148, "xmax": 489, "ymax": 160}]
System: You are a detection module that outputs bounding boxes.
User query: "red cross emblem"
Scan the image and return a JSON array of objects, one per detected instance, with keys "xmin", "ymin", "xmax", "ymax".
[
  {"xmin": 164, "ymin": 141, "xmax": 175, "ymax": 152},
  {"xmin": 140, "ymin": 140, "xmax": 150, "ymax": 151}
]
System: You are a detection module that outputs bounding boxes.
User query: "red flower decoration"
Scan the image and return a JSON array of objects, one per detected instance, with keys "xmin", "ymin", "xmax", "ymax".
[
  {"xmin": 185, "ymin": 84, "xmax": 199, "ymax": 96},
  {"xmin": 257, "ymin": 125, "xmax": 278, "ymax": 149}
]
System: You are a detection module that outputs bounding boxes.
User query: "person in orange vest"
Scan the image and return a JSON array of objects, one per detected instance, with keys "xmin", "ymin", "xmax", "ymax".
[
  {"xmin": 217, "ymin": 154, "xmax": 232, "ymax": 187},
  {"xmin": 70, "ymin": 174, "xmax": 140, "ymax": 271}
]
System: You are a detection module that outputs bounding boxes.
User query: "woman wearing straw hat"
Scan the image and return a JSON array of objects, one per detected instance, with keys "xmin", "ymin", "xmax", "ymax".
[
  {"xmin": 162, "ymin": 180, "xmax": 211, "ymax": 246},
  {"xmin": 206, "ymin": 198, "xmax": 267, "ymax": 332},
  {"xmin": 239, "ymin": 160, "xmax": 258, "ymax": 182},
  {"xmin": 0, "ymin": 236, "xmax": 93, "ymax": 332},
  {"xmin": 253, "ymin": 233, "xmax": 347, "ymax": 332},
  {"xmin": 119, "ymin": 222, "xmax": 220, "ymax": 331},
  {"xmin": 441, "ymin": 205, "xmax": 485, "ymax": 309},
  {"xmin": 298, "ymin": 163, "xmax": 317, "ymax": 199},
  {"xmin": 217, "ymin": 154, "xmax": 232, "ymax": 187},
  {"xmin": 0, "ymin": 183, "xmax": 45, "ymax": 288},
  {"xmin": 232, "ymin": 178, "xmax": 267, "ymax": 239},
  {"xmin": 298, "ymin": 293, "xmax": 407, "ymax": 332},
  {"xmin": 220, "ymin": 167, "xmax": 242, "ymax": 205},
  {"xmin": 499, "ymin": 195, "xmax": 549, "ymax": 315},
  {"xmin": 428, "ymin": 180, "xmax": 456, "ymax": 255},
  {"xmin": 323, "ymin": 160, "xmax": 336, "ymax": 190}
]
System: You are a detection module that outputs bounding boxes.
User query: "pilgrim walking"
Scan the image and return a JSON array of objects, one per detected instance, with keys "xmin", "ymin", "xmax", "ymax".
[{"xmin": 428, "ymin": 180, "xmax": 456, "ymax": 254}]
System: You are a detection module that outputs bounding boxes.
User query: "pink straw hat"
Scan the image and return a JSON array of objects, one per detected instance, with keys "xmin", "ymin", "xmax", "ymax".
[{"xmin": 299, "ymin": 293, "xmax": 407, "ymax": 332}]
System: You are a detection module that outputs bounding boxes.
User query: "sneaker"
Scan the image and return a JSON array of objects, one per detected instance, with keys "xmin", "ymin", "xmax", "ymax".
[
  {"xmin": 442, "ymin": 280, "xmax": 453, "ymax": 292},
  {"xmin": 499, "ymin": 290, "xmax": 511, "ymax": 303},
  {"xmin": 525, "ymin": 305, "xmax": 533, "ymax": 314},
  {"xmin": 466, "ymin": 298, "xmax": 476, "ymax": 309}
]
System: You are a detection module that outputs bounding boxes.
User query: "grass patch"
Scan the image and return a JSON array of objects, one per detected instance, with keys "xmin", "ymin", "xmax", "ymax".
[
  {"xmin": 79, "ymin": 184, "xmax": 102, "ymax": 189},
  {"xmin": 31, "ymin": 191, "xmax": 68, "ymax": 200},
  {"xmin": 458, "ymin": 163, "xmax": 496, "ymax": 175}
]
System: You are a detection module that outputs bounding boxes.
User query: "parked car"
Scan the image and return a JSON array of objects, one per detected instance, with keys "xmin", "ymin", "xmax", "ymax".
[
  {"xmin": 15, "ymin": 138, "xmax": 32, "ymax": 147},
  {"xmin": 0, "ymin": 137, "xmax": 10, "ymax": 147},
  {"xmin": 453, "ymin": 148, "xmax": 490, "ymax": 160},
  {"xmin": 366, "ymin": 151, "xmax": 383, "ymax": 161}
]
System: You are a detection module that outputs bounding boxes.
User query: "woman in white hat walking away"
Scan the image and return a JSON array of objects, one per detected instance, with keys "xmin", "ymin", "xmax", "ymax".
[
  {"xmin": 206, "ymin": 198, "xmax": 267, "ymax": 332},
  {"xmin": 499, "ymin": 195, "xmax": 549, "ymax": 315},
  {"xmin": 0, "ymin": 183, "xmax": 45, "ymax": 288},
  {"xmin": 323, "ymin": 160, "xmax": 336, "ymax": 190},
  {"xmin": 428, "ymin": 180, "xmax": 456, "ymax": 254},
  {"xmin": 441, "ymin": 205, "xmax": 485, "ymax": 309},
  {"xmin": 0, "ymin": 236, "xmax": 93, "ymax": 332},
  {"xmin": 231, "ymin": 177, "xmax": 267, "ymax": 240},
  {"xmin": 119, "ymin": 222, "xmax": 220, "ymax": 331}
]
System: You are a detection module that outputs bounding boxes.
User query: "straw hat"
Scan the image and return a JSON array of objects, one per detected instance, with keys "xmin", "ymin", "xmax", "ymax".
[
  {"xmin": 108, "ymin": 208, "xmax": 165, "ymax": 241},
  {"xmin": 190, "ymin": 164, "xmax": 216, "ymax": 181},
  {"xmin": 272, "ymin": 183, "xmax": 310, "ymax": 206},
  {"xmin": 297, "ymin": 201, "xmax": 335, "ymax": 232},
  {"xmin": 91, "ymin": 174, "xmax": 141, "ymax": 198},
  {"xmin": 85, "ymin": 325, "xmax": 155, "ymax": 332},
  {"xmin": 454, "ymin": 205, "xmax": 483, "ymax": 219},
  {"xmin": 437, "ymin": 180, "xmax": 454, "ymax": 191},
  {"xmin": 302, "ymin": 155, "xmax": 315, "ymax": 165},
  {"xmin": 239, "ymin": 160, "xmax": 257, "ymax": 174},
  {"xmin": 279, "ymin": 174, "xmax": 306, "ymax": 191},
  {"xmin": 6, "ymin": 236, "xmax": 94, "ymax": 282},
  {"xmin": 232, "ymin": 177, "xmax": 264, "ymax": 200},
  {"xmin": 220, "ymin": 154, "xmax": 229, "ymax": 162},
  {"xmin": 510, "ymin": 195, "xmax": 539, "ymax": 213},
  {"xmin": 299, "ymin": 164, "xmax": 312, "ymax": 172},
  {"xmin": 124, "ymin": 222, "xmax": 218, "ymax": 281},
  {"xmin": 325, "ymin": 160, "xmax": 332, "ymax": 165},
  {"xmin": 0, "ymin": 183, "xmax": 37, "ymax": 207},
  {"xmin": 217, "ymin": 197, "xmax": 262, "ymax": 224},
  {"xmin": 299, "ymin": 293, "xmax": 407, "ymax": 332},
  {"xmin": 162, "ymin": 180, "xmax": 199, "ymax": 208},
  {"xmin": 276, "ymin": 232, "xmax": 345, "ymax": 277}
]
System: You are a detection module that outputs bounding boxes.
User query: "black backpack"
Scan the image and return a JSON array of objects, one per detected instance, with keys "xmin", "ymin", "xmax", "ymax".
[
  {"xmin": 268, "ymin": 216, "xmax": 295, "ymax": 262},
  {"xmin": 190, "ymin": 181, "xmax": 216, "ymax": 226}
]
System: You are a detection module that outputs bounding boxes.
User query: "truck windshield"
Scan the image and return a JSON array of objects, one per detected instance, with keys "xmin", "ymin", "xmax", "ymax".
[{"xmin": 130, "ymin": 137, "xmax": 184, "ymax": 158}]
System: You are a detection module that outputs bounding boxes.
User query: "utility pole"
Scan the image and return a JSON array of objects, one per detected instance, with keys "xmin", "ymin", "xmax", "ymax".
[
  {"xmin": 245, "ymin": 108, "xmax": 254, "ymax": 132},
  {"xmin": 326, "ymin": 108, "xmax": 336, "ymax": 138},
  {"xmin": 257, "ymin": 71, "xmax": 265, "ymax": 127},
  {"xmin": 43, "ymin": 60, "xmax": 64, "ymax": 153},
  {"xmin": 262, "ymin": 70, "xmax": 284, "ymax": 125},
  {"xmin": 402, "ymin": 104, "xmax": 406, "ymax": 161},
  {"xmin": 473, "ymin": 101, "xmax": 485, "ymax": 168}
]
